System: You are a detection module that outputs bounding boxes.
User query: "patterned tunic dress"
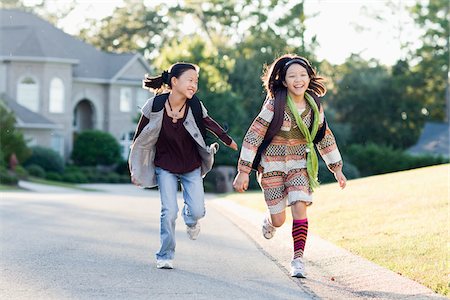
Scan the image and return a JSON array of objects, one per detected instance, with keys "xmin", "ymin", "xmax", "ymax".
[{"xmin": 238, "ymin": 98, "xmax": 343, "ymax": 214}]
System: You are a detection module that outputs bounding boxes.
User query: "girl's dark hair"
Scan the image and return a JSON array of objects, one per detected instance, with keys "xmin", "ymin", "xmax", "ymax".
[
  {"xmin": 262, "ymin": 54, "xmax": 326, "ymax": 99},
  {"xmin": 143, "ymin": 62, "xmax": 200, "ymax": 94}
]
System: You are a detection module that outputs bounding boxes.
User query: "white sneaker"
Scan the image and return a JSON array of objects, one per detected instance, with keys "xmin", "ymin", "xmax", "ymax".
[
  {"xmin": 262, "ymin": 217, "xmax": 276, "ymax": 239},
  {"xmin": 290, "ymin": 258, "xmax": 306, "ymax": 278},
  {"xmin": 186, "ymin": 222, "xmax": 200, "ymax": 240},
  {"xmin": 156, "ymin": 259, "xmax": 173, "ymax": 269}
]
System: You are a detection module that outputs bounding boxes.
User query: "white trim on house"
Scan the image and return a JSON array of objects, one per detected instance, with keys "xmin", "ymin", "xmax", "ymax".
[
  {"xmin": 0, "ymin": 56, "xmax": 79, "ymax": 64},
  {"xmin": 74, "ymin": 77, "xmax": 144, "ymax": 86},
  {"xmin": 73, "ymin": 77, "xmax": 110, "ymax": 84},
  {"xmin": 16, "ymin": 123, "xmax": 62, "ymax": 129}
]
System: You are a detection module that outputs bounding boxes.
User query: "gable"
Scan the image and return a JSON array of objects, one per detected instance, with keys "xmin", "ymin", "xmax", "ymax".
[{"xmin": 116, "ymin": 58, "xmax": 150, "ymax": 81}]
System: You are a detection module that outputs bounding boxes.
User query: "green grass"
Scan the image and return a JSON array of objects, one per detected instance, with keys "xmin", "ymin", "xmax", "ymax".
[
  {"xmin": 28, "ymin": 177, "xmax": 99, "ymax": 192},
  {"xmin": 221, "ymin": 164, "xmax": 449, "ymax": 296},
  {"xmin": 0, "ymin": 184, "xmax": 22, "ymax": 191}
]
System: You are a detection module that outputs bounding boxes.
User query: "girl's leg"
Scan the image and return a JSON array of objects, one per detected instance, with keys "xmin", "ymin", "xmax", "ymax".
[
  {"xmin": 155, "ymin": 167, "xmax": 179, "ymax": 261},
  {"xmin": 179, "ymin": 167, "xmax": 205, "ymax": 227},
  {"xmin": 286, "ymin": 168, "xmax": 311, "ymax": 256},
  {"xmin": 270, "ymin": 211, "xmax": 286, "ymax": 227},
  {"xmin": 291, "ymin": 201, "xmax": 308, "ymax": 259},
  {"xmin": 260, "ymin": 171, "xmax": 288, "ymax": 238}
]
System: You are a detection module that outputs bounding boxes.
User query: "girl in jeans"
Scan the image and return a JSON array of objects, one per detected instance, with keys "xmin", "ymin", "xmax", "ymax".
[
  {"xmin": 233, "ymin": 54, "xmax": 346, "ymax": 278},
  {"xmin": 129, "ymin": 62, "xmax": 237, "ymax": 269}
]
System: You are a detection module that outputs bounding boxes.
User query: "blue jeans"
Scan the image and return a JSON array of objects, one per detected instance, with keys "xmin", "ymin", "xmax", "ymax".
[{"xmin": 155, "ymin": 167, "xmax": 205, "ymax": 260}]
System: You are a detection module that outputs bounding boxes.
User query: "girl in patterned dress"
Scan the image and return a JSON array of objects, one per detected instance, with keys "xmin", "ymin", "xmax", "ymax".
[{"xmin": 233, "ymin": 54, "xmax": 347, "ymax": 278}]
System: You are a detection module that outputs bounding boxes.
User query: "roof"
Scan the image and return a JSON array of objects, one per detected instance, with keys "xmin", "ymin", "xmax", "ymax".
[
  {"xmin": 408, "ymin": 122, "xmax": 449, "ymax": 157},
  {"xmin": 1, "ymin": 94, "xmax": 59, "ymax": 129},
  {"xmin": 0, "ymin": 9, "xmax": 146, "ymax": 80}
]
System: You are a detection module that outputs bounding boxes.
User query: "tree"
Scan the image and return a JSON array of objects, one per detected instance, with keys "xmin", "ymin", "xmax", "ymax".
[
  {"xmin": 330, "ymin": 55, "xmax": 423, "ymax": 149},
  {"xmin": 0, "ymin": 103, "xmax": 31, "ymax": 166},
  {"xmin": 78, "ymin": 1, "xmax": 174, "ymax": 58},
  {"xmin": 1, "ymin": 0, "xmax": 75, "ymax": 26},
  {"xmin": 409, "ymin": 0, "xmax": 449, "ymax": 121}
]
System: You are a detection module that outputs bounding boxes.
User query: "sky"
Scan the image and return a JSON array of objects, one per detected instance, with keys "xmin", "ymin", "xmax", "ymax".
[{"xmin": 29, "ymin": 0, "xmax": 423, "ymax": 66}]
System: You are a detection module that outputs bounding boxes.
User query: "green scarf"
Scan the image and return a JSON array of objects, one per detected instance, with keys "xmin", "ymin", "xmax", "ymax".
[{"xmin": 286, "ymin": 93, "xmax": 320, "ymax": 191}]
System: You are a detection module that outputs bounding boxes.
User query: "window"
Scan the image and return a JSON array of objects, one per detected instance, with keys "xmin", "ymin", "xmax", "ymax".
[
  {"xmin": 120, "ymin": 87, "xmax": 132, "ymax": 112},
  {"xmin": 49, "ymin": 78, "xmax": 65, "ymax": 113},
  {"xmin": 17, "ymin": 76, "xmax": 39, "ymax": 112},
  {"xmin": 51, "ymin": 134, "xmax": 64, "ymax": 157},
  {"xmin": 120, "ymin": 131, "xmax": 134, "ymax": 159},
  {"xmin": 136, "ymin": 89, "xmax": 149, "ymax": 111}
]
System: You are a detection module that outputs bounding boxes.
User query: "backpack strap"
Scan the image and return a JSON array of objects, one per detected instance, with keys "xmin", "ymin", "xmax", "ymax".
[
  {"xmin": 251, "ymin": 89, "xmax": 286, "ymax": 170},
  {"xmin": 188, "ymin": 95, "xmax": 207, "ymax": 139},
  {"xmin": 151, "ymin": 93, "xmax": 169, "ymax": 112}
]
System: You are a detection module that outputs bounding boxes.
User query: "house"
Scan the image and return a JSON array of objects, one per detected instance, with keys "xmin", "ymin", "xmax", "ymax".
[
  {"xmin": 0, "ymin": 9, "xmax": 153, "ymax": 161},
  {"xmin": 408, "ymin": 122, "xmax": 449, "ymax": 158}
]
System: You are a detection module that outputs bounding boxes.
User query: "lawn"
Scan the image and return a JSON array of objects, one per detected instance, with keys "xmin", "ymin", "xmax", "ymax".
[{"xmin": 221, "ymin": 164, "xmax": 449, "ymax": 296}]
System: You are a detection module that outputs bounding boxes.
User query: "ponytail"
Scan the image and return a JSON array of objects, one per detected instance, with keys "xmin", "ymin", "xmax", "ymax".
[{"xmin": 142, "ymin": 62, "xmax": 199, "ymax": 94}]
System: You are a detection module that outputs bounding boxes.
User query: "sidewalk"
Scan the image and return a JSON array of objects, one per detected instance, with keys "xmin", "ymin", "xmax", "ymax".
[{"xmin": 210, "ymin": 198, "xmax": 445, "ymax": 299}]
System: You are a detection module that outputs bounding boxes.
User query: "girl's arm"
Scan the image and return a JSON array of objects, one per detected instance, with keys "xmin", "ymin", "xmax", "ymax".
[
  {"xmin": 237, "ymin": 99, "xmax": 275, "ymax": 174},
  {"xmin": 202, "ymin": 115, "xmax": 234, "ymax": 146},
  {"xmin": 315, "ymin": 108, "xmax": 346, "ymax": 188},
  {"xmin": 315, "ymin": 107, "xmax": 343, "ymax": 173},
  {"xmin": 199, "ymin": 101, "xmax": 237, "ymax": 150},
  {"xmin": 132, "ymin": 114, "xmax": 149, "ymax": 142}
]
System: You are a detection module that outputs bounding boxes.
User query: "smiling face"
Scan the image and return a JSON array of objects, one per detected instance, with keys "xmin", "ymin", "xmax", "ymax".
[
  {"xmin": 172, "ymin": 69, "xmax": 199, "ymax": 99},
  {"xmin": 283, "ymin": 63, "xmax": 310, "ymax": 98}
]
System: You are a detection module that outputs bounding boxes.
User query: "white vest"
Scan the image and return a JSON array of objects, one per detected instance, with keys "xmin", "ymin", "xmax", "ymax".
[{"xmin": 128, "ymin": 96, "xmax": 218, "ymax": 188}]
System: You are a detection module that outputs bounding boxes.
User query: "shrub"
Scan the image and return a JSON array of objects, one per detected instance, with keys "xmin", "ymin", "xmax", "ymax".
[
  {"xmin": 24, "ymin": 146, "xmax": 64, "ymax": 174},
  {"xmin": 14, "ymin": 165, "xmax": 28, "ymax": 179},
  {"xmin": 71, "ymin": 130, "xmax": 122, "ymax": 166},
  {"xmin": 0, "ymin": 167, "xmax": 18, "ymax": 185},
  {"xmin": 120, "ymin": 174, "xmax": 131, "ymax": 183},
  {"xmin": 26, "ymin": 164, "xmax": 46, "ymax": 178},
  {"xmin": 347, "ymin": 143, "xmax": 449, "ymax": 177},
  {"xmin": 62, "ymin": 171, "xmax": 88, "ymax": 183},
  {"xmin": 115, "ymin": 160, "xmax": 130, "ymax": 175},
  {"xmin": 46, "ymin": 172, "xmax": 62, "ymax": 181},
  {"xmin": 104, "ymin": 172, "xmax": 120, "ymax": 183}
]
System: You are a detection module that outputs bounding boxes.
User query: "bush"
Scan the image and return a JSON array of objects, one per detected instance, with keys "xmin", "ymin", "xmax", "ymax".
[
  {"xmin": 46, "ymin": 172, "xmax": 62, "ymax": 181},
  {"xmin": 71, "ymin": 130, "xmax": 122, "ymax": 166},
  {"xmin": 115, "ymin": 160, "xmax": 130, "ymax": 175},
  {"xmin": 0, "ymin": 167, "xmax": 18, "ymax": 185},
  {"xmin": 24, "ymin": 146, "xmax": 64, "ymax": 174},
  {"xmin": 62, "ymin": 171, "xmax": 88, "ymax": 183},
  {"xmin": 347, "ymin": 143, "xmax": 449, "ymax": 177},
  {"xmin": 104, "ymin": 172, "xmax": 121, "ymax": 183},
  {"xmin": 26, "ymin": 164, "xmax": 46, "ymax": 178},
  {"xmin": 14, "ymin": 165, "xmax": 28, "ymax": 179}
]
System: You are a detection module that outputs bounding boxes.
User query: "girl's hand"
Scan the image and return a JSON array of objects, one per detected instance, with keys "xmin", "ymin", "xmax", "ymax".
[
  {"xmin": 233, "ymin": 171, "xmax": 249, "ymax": 192},
  {"xmin": 229, "ymin": 140, "xmax": 238, "ymax": 151},
  {"xmin": 334, "ymin": 170, "xmax": 347, "ymax": 189},
  {"xmin": 131, "ymin": 176, "xmax": 141, "ymax": 187}
]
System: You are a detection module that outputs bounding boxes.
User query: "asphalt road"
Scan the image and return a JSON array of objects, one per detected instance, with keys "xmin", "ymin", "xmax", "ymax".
[{"xmin": 1, "ymin": 183, "xmax": 311, "ymax": 300}]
